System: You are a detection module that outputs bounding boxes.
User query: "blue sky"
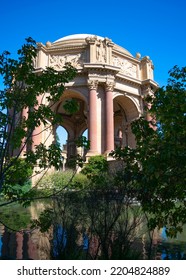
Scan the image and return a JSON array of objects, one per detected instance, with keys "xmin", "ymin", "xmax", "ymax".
[
  {"xmin": 0, "ymin": 0, "xmax": 186, "ymax": 87},
  {"xmin": 0, "ymin": 0, "xmax": 185, "ymax": 144}
]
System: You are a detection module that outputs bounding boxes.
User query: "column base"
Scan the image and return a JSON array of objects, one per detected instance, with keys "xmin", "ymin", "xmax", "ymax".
[
  {"xmin": 104, "ymin": 150, "xmax": 114, "ymax": 158},
  {"xmin": 85, "ymin": 150, "xmax": 99, "ymax": 162}
]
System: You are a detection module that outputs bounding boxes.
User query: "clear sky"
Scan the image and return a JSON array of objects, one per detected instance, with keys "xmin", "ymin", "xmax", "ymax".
[
  {"xmin": 1, "ymin": 0, "xmax": 186, "ymax": 87},
  {"xmin": 0, "ymin": 0, "xmax": 185, "ymax": 144}
]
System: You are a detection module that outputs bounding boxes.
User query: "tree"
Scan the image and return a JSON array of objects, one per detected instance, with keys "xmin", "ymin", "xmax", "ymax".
[
  {"xmin": 0, "ymin": 37, "xmax": 77, "ymax": 198},
  {"xmin": 111, "ymin": 65, "xmax": 186, "ymax": 237}
]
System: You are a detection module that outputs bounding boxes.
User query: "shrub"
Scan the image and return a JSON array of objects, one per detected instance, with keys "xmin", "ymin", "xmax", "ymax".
[
  {"xmin": 81, "ymin": 155, "xmax": 108, "ymax": 178},
  {"xmin": 70, "ymin": 173, "xmax": 90, "ymax": 190},
  {"xmin": 36, "ymin": 170, "xmax": 90, "ymax": 193},
  {"xmin": 2, "ymin": 158, "xmax": 32, "ymax": 199},
  {"xmin": 37, "ymin": 170, "xmax": 74, "ymax": 190}
]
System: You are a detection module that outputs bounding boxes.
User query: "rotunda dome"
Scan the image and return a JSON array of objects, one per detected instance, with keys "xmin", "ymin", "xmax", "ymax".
[
  {"xmin": 53, "ymin": 34, "xmax": 104, "ymax": 43},
  {"xmin": 51, "ymin": 34, "xmax": 133, "ymax": 57}
]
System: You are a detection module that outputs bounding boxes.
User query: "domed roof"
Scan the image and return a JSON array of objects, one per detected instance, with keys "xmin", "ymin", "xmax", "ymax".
[
  {"xmin": 53, "ymin": 34, "xmax": 104, "ymax": 43},
  {"xmin": 51, "ymin": 34, "xmax": 133, "ymax": 57}
]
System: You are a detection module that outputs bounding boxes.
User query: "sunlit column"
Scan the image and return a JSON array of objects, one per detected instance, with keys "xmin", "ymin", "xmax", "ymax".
[
  {"xmin": 32, "ymin": 94, "xmax": 43, "ymax": 149},
  {"xmin": 88, "ymin": 80, "xmax": 98, "ymax": 154},
  {"xmin": 105, "ymin": 82, "xmax": 114, "ymax": 154}
]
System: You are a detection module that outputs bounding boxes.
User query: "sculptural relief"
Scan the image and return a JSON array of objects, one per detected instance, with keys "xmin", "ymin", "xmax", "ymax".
[
  {"xmin": 49, "ymin": 52, "xmax": 86, "ymax": 69},
  {"xmin": 113, "ymin": 56, "xmax": 137, "ymax": 78},
  {"xmin": 96, "ymin": 41, "xmax": 106, "ymax": 63}
]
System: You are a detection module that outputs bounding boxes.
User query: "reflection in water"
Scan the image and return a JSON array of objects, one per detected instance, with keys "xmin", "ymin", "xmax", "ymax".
[
  {"xmin": 0, "ymin": 228, "xmax": 36, "ymax": 259},
  {"xmin": 0, "ymin": 224, "xmax": 3, "ymax": 257},
  {"xmin": 0, "ymin": 201, "xmax": 186, "ymax": 260},
  {"xmin": 0, "ymin": 202, "xmax": 51, "ymax": 260},
  {"xmin": 0, "ymin": 226, "xmax": 51, "ymax": 260},
  {"xmin": 158, "ymin": 227, "xmax": 186, "ymax": 260}
]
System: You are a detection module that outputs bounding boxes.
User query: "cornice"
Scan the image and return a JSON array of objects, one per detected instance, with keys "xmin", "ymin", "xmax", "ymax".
[
  {"xmin": 42, "ymin": 45, "xmax": 87, "ymax": 54},
  {"xmin": 142, "ymin": 79, "xmax": 159, "ymax": 91},
  {"xmin": 142, "ymin": 79, "xmax": 159, "ymax": 86},
  {"xmin": 84, "ymin": 63, "xmax": 120, "ymax": 73}
]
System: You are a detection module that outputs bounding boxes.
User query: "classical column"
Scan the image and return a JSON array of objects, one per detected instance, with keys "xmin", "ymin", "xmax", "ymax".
[
  {"xmin": 87, "ymin": 80, "xmax": 98, "ymax": 154},
  {"xmin": 105, "ymin": 82, "xmax": 115, "ymax": 154},
  {"xmin": 32, "ymin": 95, "xmax": 43, "ymax": 149}
]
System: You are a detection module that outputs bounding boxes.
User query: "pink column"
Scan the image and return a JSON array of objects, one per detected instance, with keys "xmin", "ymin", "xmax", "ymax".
[
  {"xmin": 105, "ymin": 82, "xmax": 114, "ymax": 154},
  {"xmin": 32, "ymin": 95, "xmax": 43, "ymax": 149},
  {"xmin": 88, "ymin": 80, "xmax": 98, "ymax": 153}
]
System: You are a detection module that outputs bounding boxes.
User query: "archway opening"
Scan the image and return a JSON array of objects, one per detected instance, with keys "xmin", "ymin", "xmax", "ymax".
[
  {"xmin": 56, "ymin": 126, "xmax": 68, "ymax": 150},
  {"xmin": 55, "ymin": 91, "xmax": 88, "ymax": 163},
  {"xmin": 113, "ymin": 95, "xmax": 139, "ymax": 149}
]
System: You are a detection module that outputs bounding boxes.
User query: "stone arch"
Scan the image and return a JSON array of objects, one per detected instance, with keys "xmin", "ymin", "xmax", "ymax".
[
  {"xmin": 52, "ymin": 89, "xmax": 88, "ymax": 161},
  {"xmin": 113, "ymin": 95, "xmax": 140, "ymax": 148}
]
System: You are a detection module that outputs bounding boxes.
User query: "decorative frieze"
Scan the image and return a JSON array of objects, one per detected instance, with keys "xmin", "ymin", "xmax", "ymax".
[
  {"xmin": 48, "ymin": 52, "xmax": 86, "ymax": 69},
  {"xmin": 112, "ymin": 56, "xmax": 137, "ymax": 78}
]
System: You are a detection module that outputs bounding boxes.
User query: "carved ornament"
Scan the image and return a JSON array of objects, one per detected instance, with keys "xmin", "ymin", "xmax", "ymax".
[
  {"xmin": 141, "ymin": 84, "xmax": 154, "ymax": 97},
  {"xmin": 112, "ymin": 56, "xmax": 137, "ymax": 78},
  {"xmin": 49, "ymin": 52, "xmax": 85, "ymax": 69},
  {"xmin": 105, "ymin": 81, "xmax": 115, "ymax": 92},
  {"xmin": 87, "ymin": 80, "xmax": 98, "ymax": 91},
  {"xmin": 96, "ymin": 41, "xmax": 106, "ymax": 63}
]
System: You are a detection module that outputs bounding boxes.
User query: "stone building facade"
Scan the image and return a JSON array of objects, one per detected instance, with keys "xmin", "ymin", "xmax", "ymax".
[{"xmin": 32, "ymin": 34, "xmax": 158, "ymax": 162}]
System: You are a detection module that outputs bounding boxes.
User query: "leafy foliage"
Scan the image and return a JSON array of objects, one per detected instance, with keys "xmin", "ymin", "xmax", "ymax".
[
  {"xmin": 36, "ymin": 170, "xmax": 89, "ymax": 194},
  {"xmin": 2, "ymin": 158, "xmax": 32, "ymax": 200},
  {"xmin": 3, "ymin": 157, "xmax": 33, "ymax": 186},
  {"xmin": 81, "ymin": 155, "xmax": 108, "ymax": 177},
  {"xmin": 0, "ymin": 37, "xmax": 77, "ymax": 193},
  {"xmin": 32, "ymin": 207, "xmax": 54, "ymax": 233},
  {"xmin": 75, "ymin": 136, "xmax": 90, "ymax": 150},
  {"xmin": 63, "ymin": 99, "xmax": 80, "ymax": 114},
  {"xmin": 32, "ymin": 190, "xmax": 146, "ymax": 260},
  {"xmin": 0, "ymin": 203, "xmax": 31, "ymax": 231},
  {"xmin": 111, "ymin": 65, "xmax": 186, "ymax": 237},
  {"xmin": 81, "ymin": 155, "xmax": 111, "ymax": 189}
]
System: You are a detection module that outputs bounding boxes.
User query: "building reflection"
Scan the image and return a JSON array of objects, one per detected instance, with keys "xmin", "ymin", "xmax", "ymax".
[
  {"xmin": 0, "ymin": 226, "xmax": 52, "ymax": 259},
  {"xmin": 0, "ymin": 204, "xmax": 186, "ymax": 260},
  {"xmin": 0, "ymin": 201, "xmax": 51, "ymax": 260}
]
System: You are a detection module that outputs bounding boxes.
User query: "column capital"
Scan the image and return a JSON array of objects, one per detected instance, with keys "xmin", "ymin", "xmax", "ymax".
[
  {"xmin": 105, "ymin": 81, "xmax": 115, "ymax": 92},
  {"xmin": 88, "ymin": 79, "xmax": 98, "ymax": 91}
]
